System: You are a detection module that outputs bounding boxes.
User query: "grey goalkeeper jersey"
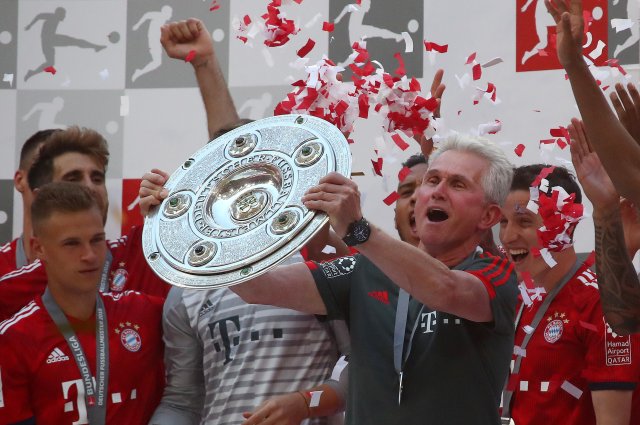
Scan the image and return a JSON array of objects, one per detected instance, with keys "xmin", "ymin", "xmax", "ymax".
[{"xmin": 150, "ymin": 271, "xmax": 343, "ymax": 424}]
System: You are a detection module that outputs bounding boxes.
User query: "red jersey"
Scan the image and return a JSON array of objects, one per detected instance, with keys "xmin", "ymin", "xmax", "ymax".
[
  {"xmin": 0, "ymin": 226, "xmax": 170, "ymax": 322},
  {"xmin": 0, "ymin": 290, "xmax": 164, "ymax": 425},
  {"xmin": 509, "ymin": 264, "xmax": 640, "ymax": 425},
  {"xmin": 0, "ymin": 238, "xmax": 23, "ymax": 276}
]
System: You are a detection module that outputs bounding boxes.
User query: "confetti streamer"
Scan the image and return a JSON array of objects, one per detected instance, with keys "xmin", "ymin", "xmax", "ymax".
[
  {"xmin": 371, "ymin": 157, "xmax": 383, "ymax": 176},
  {"xmin": 309, "ymin": 391, "xmax": 323, "ymax": 408},
  {"xmin": 383, "ymin": 191, "xmax": 400, "ymax": 205},
  {"xmin": 391, "ymin": 133, "xmax": 410, "ymax": 151},
  {"xmin": 322, "ymin": 21, "xmax": 334, "ymax": 32},
  {"xmin": 3, "ymin": 73, "xmax": 14, "ymax": 87},
  {"xmin": 424, "ymin": 41, "xmax": 448, "ymax": 53},
  {"xmin": 398, "ymin": 166, "xmax": 411, "ymax": 182},
  {"xmin": 44, "ymin": 66, "xmax": 57, "ymax": 75},
  {"xmin": 330, "ymin": 356, "xmax": 349, "ymax": 380},
  {"xmin": 297, "ymin": 38, "xmax": 316, "ymax": 58},
  {"xmin": 401, "ymin": 31, "xmax": 413, "ymax": 53},
  {"xmin": 611, "ymin": 18, "xmax": 634, "ymax": 33},
  {"xmin": 513, "ymin": 346, "xmax": 527, "ymax": 357},
  {"xmin": 184, "ymin": 50, "xmax": 197, "ymax": 63},
  {"xmin": 561, "ymin": 381, "xmax": 583, "ymax": 399},
  {"xmin": 514, "ymin": 144, "xmax": 525, "ymax": 157}
]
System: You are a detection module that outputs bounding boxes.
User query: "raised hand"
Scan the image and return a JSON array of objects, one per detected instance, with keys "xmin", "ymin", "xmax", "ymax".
[
  {"xmin": 544, "ymin": 0, "xmax": 584, "ymax": 70},
  {"xmin": 568, "ymin": 118, "xmax": 618, "ymax": 211},
  {"xmin": 160, "ymin": 18, "xmax": 214, "ymax": 66},
  {"xmin": 610, "ymin": 82, "xmax": 640, "ymax": 145}
]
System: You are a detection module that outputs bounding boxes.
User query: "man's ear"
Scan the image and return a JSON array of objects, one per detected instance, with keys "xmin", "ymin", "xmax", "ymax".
[
  {"xmin": 31, "ymin": 235, "xmax": 45, "ymax": 262},
  {"xmin": 479, "ymin": 204, "xmax": 502, "ymax": 231},
  {"xmin": 14, "ymin": 170, "xmax": 28, "ymax": 194}
]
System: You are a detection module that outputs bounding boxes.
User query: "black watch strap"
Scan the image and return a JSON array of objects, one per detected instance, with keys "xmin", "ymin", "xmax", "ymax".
[{"xmin": 342, "ymin": 217, "xmax": 371, "ymax": 246}]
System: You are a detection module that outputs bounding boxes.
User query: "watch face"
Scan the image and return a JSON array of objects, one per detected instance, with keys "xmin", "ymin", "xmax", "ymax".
[{"xmin": 354, "ymin": 223, "xmax": 369, "ymax": 242}]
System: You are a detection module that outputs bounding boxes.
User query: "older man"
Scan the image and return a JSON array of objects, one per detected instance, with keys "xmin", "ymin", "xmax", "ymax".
[{"xmin": 232, "ymin": 135, "xmax": 518, "ymax": 425}]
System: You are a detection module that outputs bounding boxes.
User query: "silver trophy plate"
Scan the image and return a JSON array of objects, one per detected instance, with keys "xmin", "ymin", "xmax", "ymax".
[{"xmin": 142, "ymin": 114, "xmax": 351, "ymax": 289}]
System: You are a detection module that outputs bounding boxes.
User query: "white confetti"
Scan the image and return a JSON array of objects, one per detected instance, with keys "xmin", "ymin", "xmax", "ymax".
[
  {"xmin": 2, "ymin": 73, "xmax": 14, "ymax": 87},
  {"xmin": 262, "ymin": 48, "xmax": 275, "ymax": 67},
  {"xmin": 309, "ymin": 391, "xmax": 323, "ymax": 407},
  {"xmin": 120, "ymin": 95, "xmax": 130, "ymax": 117},
  {"xmin": 520, "ymin": 381, "xmax": 529, "ymax": 391},
  {"xmin": 482, "ymin": 57, "xmax": 503, "ymax": 68},
  {"xmin": 99, "ymin": 69, "xmax": 109, "ymax": 80},
  {"xmin": 523, "ymin": 325, "xmax": 534, "ymax": 334},
  {"xmin": 321, "ymin": 245, "xmax": 336, "ymax": 255},
  {"xmin": 561, "ymin": 380, "xmax": 583, "ymax": 399},
  {"xmin": 540, "ymin": 248, "xmax": 558, "ymax": 268},
  {"xmin": 513, "ymin": 345, "xmax": 527, "ymax": 357},
  {"xmin": 330, "ymin": 355, "xmax": 349, "ymax": 381},
  {"xmin": 540, "ymin": 381, "xmax": 549, "ymax": 392},
  {"xmin": 611, "ymin": 18, "xmax": 634, "ymax": 33}
]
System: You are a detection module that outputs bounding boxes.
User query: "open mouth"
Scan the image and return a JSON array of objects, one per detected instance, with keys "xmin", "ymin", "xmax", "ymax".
[
  {"xmin": 427, "ymin": 208, "xmax": 449, "ymax": 222},
  {"xmin": 409, "ymin": 213, "xmax": 416, "ymax": 232},
  {"xmin": 509, "ymin": 249, "xmax": 529, "ymax": 263}
]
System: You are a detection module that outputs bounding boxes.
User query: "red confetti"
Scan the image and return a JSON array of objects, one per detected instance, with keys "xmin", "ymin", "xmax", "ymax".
[
  {"xmin": 391, "ymin": 133, "xmax": 410, "ymax": 151},
  {"xmin": 465, "ymin": 52, "xmax": 477, "ymax": 65},
  {"xmin": 532, "ymin": 166, "xmax": 556, "ymax": 188},
  {"xmin": 398, "ymin": 166, "xmax": 411, "ymax": 182},
  {"xmin": 184, "ymin": 50, "xmax": 196, "ymax": 63},
  {"xmin": 371, "ymin": 158, "xmax": 383, "ymax": 176},
  {"xmin": 209, "ymin": 0, "xmax": 220, "ymax": 11},
  {"xmin": 243, "ymin": 15, "xmax": 252, "ymax": 26},
  {"xmin": 393, "ymin": 52, "xmax": 406, "ymax": 77},
  {"xmin": 358, "ymin": 92, "xmax": 370, "ymax": 118},
  {"xmin": 383, "ymin": 191, "xmax": 400, "ymax": 205},
  {"xmin": 322, "ymin": 21, "xmax": 335, "ymax": 32},
  {"xmin": 424, "ymin": 41, "xmax": 448, "ymax": 53},
  {"xmin": 237, "ymin": 36, "xmax": 248, "ymax": 44},
  {"xmin": 44, "ymin": 66, "xmax": 56, "ymax": 75},
  {"xmin": 297, "ymin": 38, "xmax": 316, "ymax": 58},
  {"xmin": 472, "ymin": 63, "xmax": 482, "ymax": 80},
  {"xmin": 605, "ymin": 58, "xmax": 628, "ymax": 76},
  {"xmin": 514, "ymin": 144, "xmax": 526, "ymax": 157}
]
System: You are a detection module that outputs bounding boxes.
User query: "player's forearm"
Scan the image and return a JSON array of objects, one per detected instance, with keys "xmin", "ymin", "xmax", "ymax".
[
  {"xmin": 192, "ymin": 56, "xmax": 239, "ymax": 140},
  {"xmin": 230, "ymin": 263, "xmax": 327, "ymax": 315},
  {"xmin": 566, "ymin": 60, "xmax": 640, "ymax": 204},
  {"xmin": 591, "ymin": 389, "xmax": 632, "ymax": 425},
  {"xmin": 593, "ymin": 207, "xmax": 640, "ymax": 335},
  {"xmin": 298, "ymin": 384, "xmax": 345, "ymax": 419},
  {"xmin": 356, "ymin": 225, "xmax": 492, "ymax": 322}
]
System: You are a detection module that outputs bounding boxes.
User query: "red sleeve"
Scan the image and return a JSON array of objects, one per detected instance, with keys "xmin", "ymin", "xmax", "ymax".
[
  {"xmin": 581, "ymin": 294, "xmax": 640, "ymax": 389},
  {"xmin": 0, "ymin": 334, "xmax": 35, "ymax": 423}
]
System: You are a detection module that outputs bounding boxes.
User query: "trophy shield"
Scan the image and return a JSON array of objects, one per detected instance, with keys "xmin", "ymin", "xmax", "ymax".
[{"xmin": 142, "ymin": 114, "xmax": 352, "ymax": 289}]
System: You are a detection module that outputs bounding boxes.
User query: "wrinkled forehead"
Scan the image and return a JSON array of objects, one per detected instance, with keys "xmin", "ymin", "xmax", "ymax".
[{"xmin": 427, "ymin": 150, "xmax": 488, "ymax": 183}]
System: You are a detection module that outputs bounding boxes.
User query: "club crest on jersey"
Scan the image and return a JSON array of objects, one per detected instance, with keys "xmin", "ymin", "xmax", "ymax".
[
  {"xmin": 115, "ymin": 322, "xmax": 142, "ymax": 352},
  {"xmin": 110, "ymin": 264, "xmax": 128, "ymax": 292},
  {"xmin": 320, "ymin": 256, "xmax": 357, "ymax": 279},
  {"xmin": 544, "ymin": 311, "xmax": 569, "ymax": 343}
]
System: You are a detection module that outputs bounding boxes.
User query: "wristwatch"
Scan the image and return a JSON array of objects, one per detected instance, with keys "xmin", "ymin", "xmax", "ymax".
[{"xmin": 342, "ymin": 217, "xmax": 371, "ymax": 246}]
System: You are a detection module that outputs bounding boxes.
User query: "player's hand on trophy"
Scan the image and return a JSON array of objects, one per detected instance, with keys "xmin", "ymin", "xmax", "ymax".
[
  {"xmin": 160, "ymin": 18, "xmax": 215, "ymax": 67},
  {"xmin": 139, "ymin": 168, "xmax": 170, "ymax": 217},
  {"xmin": 545, "ymin": 0, "xmax": 585, "ymax": 71},
  {"xmin": 302, "ymin": 172, "xmax": 363, "ymax": 238},
  {"xmin": 241, "ymin": 392, "xmax": 309, "ymax": 425}
]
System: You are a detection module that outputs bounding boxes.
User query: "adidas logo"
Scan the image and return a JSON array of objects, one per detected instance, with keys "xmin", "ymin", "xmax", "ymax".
[
  {"xmin": 368, "ymin": 291, "xmax": 389, "ymax": 305},
  {"xmin": 46, "ymin": 347, "xmax": 70, "ymax": 364},
  {"xmin": 199, "ymin": 299, "xmax": 215, "ymax": 317}
]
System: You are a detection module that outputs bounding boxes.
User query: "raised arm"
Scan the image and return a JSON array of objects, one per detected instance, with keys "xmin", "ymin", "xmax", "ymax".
[
  {"xmin": 546, "ymin": 0, "xmax": 640, "ymax": 206},
  {"xmin": 569, "ymin": 118, "xmax": 640, "ymax": 335},
  {"xmin": 302, "ymin": 173, "xmax": 498, "ymax": 323},
  {"xmin": 160, "ymin": 18, "xmax": 239, "ymax": 139}
]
